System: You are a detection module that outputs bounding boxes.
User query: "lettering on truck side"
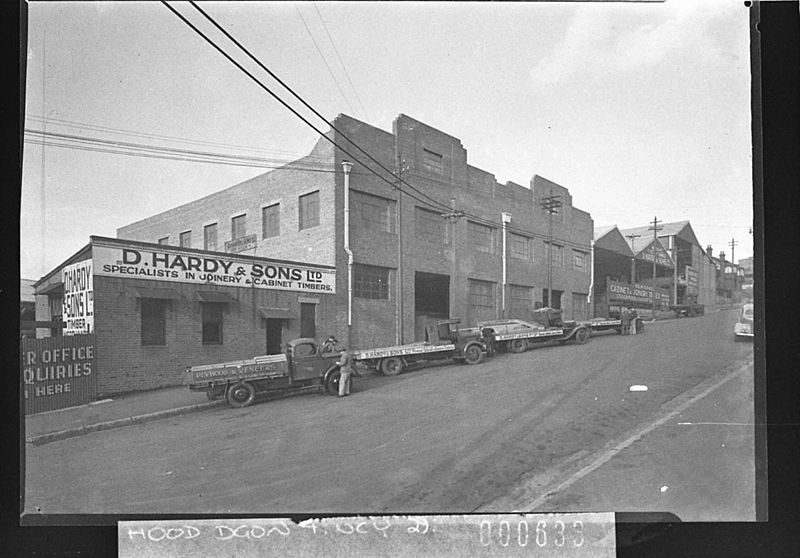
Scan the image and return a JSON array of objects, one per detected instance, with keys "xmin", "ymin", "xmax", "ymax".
[
  {"xmin": 495, "ymin": 330, "xmax": 564, "ymax": 341},
  {"xmin": 354, "ymin": 344, "xmax": 456, "ymax": 360},
  {"xmin": 592, "ymin": 320, "xmax": 621, "ymax": 326},
  {"xmin": 192, "ymin": 363, "xmax": 285, "ymax": 381}
]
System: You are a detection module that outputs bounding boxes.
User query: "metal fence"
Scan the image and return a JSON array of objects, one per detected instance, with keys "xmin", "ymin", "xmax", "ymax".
[{"xmin": 21, "ymin": 334, "xmax": 96, "ymax": 415}]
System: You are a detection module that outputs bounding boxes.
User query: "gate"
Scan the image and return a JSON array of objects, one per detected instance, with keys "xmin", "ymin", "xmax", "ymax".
[{"xmin": 21, "ymin": 334, "xmax": 96, "ymax": 415}]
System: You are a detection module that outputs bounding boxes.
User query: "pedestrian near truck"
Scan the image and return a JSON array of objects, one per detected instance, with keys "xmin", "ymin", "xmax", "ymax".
[
  {"xmin": 621, "ymin": 307, "xmax": 631, "ymax": 335},
  {"xmin": 335, "ymin": 346, "xmax": 355, "ymax": 397}
]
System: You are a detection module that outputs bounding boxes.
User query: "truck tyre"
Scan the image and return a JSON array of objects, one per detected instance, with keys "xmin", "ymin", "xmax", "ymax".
[
  {"xmin": 227, "ymin": 382, "xmax": 256, "ymax": 408},
  {"xmin": 325, "ymin": 369, "xmax": 342, "ymax": 395},
  {"xmin": 574, "ymin": 328, "xmax": 590, "ymax": 345},
  {"xmin": 510, "ymin": 339, "xmax": 528, "ymax": 353},
  {"xmin": 463, "ymin": 344, "xmax": 484, "ymax": 365},
  {"xmin": 381, "ymin": 357, "xmax": 405, "ymax": 376}
]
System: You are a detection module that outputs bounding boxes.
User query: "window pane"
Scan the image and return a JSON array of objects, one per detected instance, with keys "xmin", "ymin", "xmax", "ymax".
[
  {"xmin": 202, "ymin": 302, "xmax": 224, "ymax": 345},
  {"xmin": 468, "ymin": 221, "xmax": 495, "ymax": 254},
  {"xmin": 573, "ymin": 250, "xmax": 588, "ymax": 271},
  {"xmin": 415, "ymin": 207, "xmax": 446, "ymax": 243},
  {"xmin": 179, "ymin": 230, "xmax": 192, "ymax": 248},
  {"xmin": 204, "ymin": 224, "xmax": 218, "ymax": 251},
  {"xmin": 141, "ymin": 298, "xmax": 166, "ymax": 345},
  {"xmin": 359, "ymin": 194, "xmax": 393, "ymax": 233},
  {"xmin": 422, "ymin": 148, "xmax": 443, "ymax": 175},
  {"xmin": 509, "ymin": 233, "xmax": 533, "ymax": 260},
  {"xmin": 231, "ymin": 214, "xmax": 246, "ymax": 240},
  {"xmin": 353, "ymin": 264, "xmax": 390, "ymax": 300},
  {"xmin": 262, "ymin": 204, "xmax": 280, "ymax": 238},
  {"xmin": 509, "ymin": 285, "xmax": 533, "ymax": 315},
  {"xmin": 299, "ymin": 191, "xmax": 320, "ymax": 230},
  {"xmin": 469, "ymin": 279, "xmax": 495, "ymax": 308}
]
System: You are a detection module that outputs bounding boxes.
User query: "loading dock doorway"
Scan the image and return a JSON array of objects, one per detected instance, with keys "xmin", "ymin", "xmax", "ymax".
[
  {"xmin": 541, "ymin": 289, "xmax": 563, "ymax": 310},
  {"xmin": 265, "ymin": 319, "xmax": 285, "ymax": 354},
  {"xmin": 414, "ymin": 271, "xmax": 450, "ymax": 341}
]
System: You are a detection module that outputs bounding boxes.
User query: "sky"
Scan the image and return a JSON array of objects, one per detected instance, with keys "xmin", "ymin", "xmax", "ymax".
[{"xmin": 20, "ymin": 0, "xmax": 755, "ymax": 281}]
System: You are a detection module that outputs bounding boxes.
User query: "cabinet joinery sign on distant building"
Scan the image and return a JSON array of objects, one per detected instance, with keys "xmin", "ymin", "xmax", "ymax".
[{"xmin": 93, "ymin": 243, "xmax": 336, "ymax": 293}]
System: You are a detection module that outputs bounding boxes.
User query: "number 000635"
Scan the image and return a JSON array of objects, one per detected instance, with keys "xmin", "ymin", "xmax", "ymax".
[{"xmin": 478, "ymin": 519, "xmax": 584, "ymax": 548}]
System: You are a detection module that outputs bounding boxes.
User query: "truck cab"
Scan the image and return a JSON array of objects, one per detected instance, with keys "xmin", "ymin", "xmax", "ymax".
[{"xmin": 286, "ymin": 338, "xmax": 342, "ymax": 382}]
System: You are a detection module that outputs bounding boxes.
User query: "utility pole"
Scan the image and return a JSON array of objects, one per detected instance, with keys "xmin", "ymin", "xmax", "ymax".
[
  {"xmin": 729, "ymin": 237, "xmax": 739, "ymax": 299},
  {"xmin": 442, "ymin": 200, "xmax": 464, "ymax": 321},
  {"xmin": 395, "ymin": 158, "xmax": 409, "ymax": 344},
  {"xmin": 648, "ymin": 216, "xmax": 663, "ymax": 319},
  {"xmin": 626, "ymin": 234, "xmax": 642, "ymax": 284},
  {"xmin": 540, "ymin": 190, "xmax": 562, "ymax": 308}
]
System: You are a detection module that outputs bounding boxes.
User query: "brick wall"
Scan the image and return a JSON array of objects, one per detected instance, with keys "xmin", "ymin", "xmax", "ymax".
[{"xmin": 92, "ymin": 276, "xmax": 338, "ymax": 395}]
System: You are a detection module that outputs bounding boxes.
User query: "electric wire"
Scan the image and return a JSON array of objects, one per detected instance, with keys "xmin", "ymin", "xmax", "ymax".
[
  {"xmin": 295, "ymin": 5, "xmax": 357, "ymax": 117},
  {"xmin": 312, "ymin": 2, "xmax": 370, "ymax": 121},
  {"xmin": 185, "ymin": 2, "xmax": 592, "ymax": 250}
]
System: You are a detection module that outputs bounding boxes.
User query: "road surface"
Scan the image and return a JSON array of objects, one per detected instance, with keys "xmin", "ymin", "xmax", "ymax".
[{"xmin": 24, "ymin": 307, "xmax": 755, "ymax": 518}]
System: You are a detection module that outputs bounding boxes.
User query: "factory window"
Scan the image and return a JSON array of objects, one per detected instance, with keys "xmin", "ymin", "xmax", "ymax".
[
  {"xmin": 158, "ymin": 236, "xmax": 170, "ymax": 245},
  {"xmin": 353, "ymin": 264, "xmax": 390, "ymax": 300},
  {"xmin": 231, "ymin": 214, "xmax": 247, "ymax": 240},
  {"xmin": 573, "ymin": 250, "xmax": 588, "ymax": 271},
  {"xmin": 415, "ymin": 207, "xmax": 447, "ymax": 243},
  {"xmin": 299, "ymin": 191, "xmax": 320, "ymax": 230},
  {"xmin": 509, "ymin": 285, "xmax": 534, "ymax": 316},
  {"xmin": 179, "ymin": 230, "xmax": 192, "ymax": 248},
  {"xmin": 202, "ymin": 302, "xmax": 224, "ymax": 345},
  {"xmin": 204, "ymin": 223, "xmax": 218, "ymax": 251},
  {"xmin": 509, "ymin": 233, "xmax": 534, "ymax": 260},
  {"xmin": 262, "ymin": 203, "xmax": 280, "ymax": 239},
  {"xmin": 141, "ymin": 298, "xmax": 167, "ymax": 346},
  {"xmin": 469, "ymin": 279, "xmax": 495, "ymax": 309},
  {"xmin": 548, "ymin": 243, "xmax": 564, "ymax": 267},
  {"xmin": 422, "ymin": 148, "xmax": 443, "ymax": 176},
  {"xmin": 359, "ymin": 193, "xmax": 394, "ymax": 233},
  {"xmin": 468, "ymin": 221, "xmax": 496, "ymax": 254}
]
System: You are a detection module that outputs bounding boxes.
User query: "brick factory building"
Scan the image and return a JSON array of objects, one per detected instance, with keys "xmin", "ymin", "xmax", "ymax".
[{"xmin": 32, "ymin": 114, "xmax": 595, "ymax": 397}]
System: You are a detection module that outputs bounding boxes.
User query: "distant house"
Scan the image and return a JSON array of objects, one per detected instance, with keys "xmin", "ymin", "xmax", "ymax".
[{"xmin": 20, "ymin": 278, "xmax": 36, "ymax": 338}]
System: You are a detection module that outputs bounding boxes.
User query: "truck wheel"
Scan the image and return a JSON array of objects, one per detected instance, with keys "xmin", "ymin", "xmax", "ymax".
[
  {"xmin": 381, "ymin": 357, "xmax": 405, "ymax": 376},
  {"xmin": 325, "ymin": 370, "xmax": 342, "ymax": 395},
  {"xmin": 464, "ymin": 344, "xmax": 484, "ymax": 365},
  {"xmin": 510, "ymin": 339, "xmax": 528, "ymax": 353},
  {"xmin": 226, "ymin": 382, "xmax": 256, "ymax": 408},
  {"xmin": 574, "ymin": 328, "xmax": 589, "ymax": 345}
]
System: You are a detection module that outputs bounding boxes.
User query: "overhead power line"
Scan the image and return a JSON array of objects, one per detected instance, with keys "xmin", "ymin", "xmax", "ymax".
[
  {"xmin": 295, "ymin": 5, "xmax": 357, "ymax": 117},
  {"xmin": 312, "ymin": 2, "xmax": 370, "ymax": 121},
  {"xmin": 162, "ymin": 2, "xmax": 592, "ymax": 250}
]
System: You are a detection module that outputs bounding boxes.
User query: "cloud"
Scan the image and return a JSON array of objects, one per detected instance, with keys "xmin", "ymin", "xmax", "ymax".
[{"xmin": 528, "ymin": 0, "xmax": 734, "ymax": 88}]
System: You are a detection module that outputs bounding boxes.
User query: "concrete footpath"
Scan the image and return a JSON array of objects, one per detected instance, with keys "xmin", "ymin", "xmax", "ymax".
[
  {"xmin": 24, "ymin": 306, "xmax": 737, "ymax": 446},
  {"xmin": 24, "ymin": 385, "xmax": 224, "ymax": 446}
]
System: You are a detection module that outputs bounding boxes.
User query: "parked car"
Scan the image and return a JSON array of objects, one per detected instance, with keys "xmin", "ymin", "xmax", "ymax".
[{"xmin": 734, "ymin": 303, "xmax": 754, "ymax": 341}]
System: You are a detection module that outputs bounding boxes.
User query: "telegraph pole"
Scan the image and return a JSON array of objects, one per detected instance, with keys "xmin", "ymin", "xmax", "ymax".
[
  {"xmin": 648, "ymin": 216, "xmax": 663, "ymax": 319},
  {"xmin": 442, "ymin": 200, "xmax": 464, "ymax": 320},
  {"xmin": 729, "ymin": 237, "xmax": 739, "ymax": 298},
  {"xmin": 626, "ymin": 234, "xmax": 642, "ymax": 284},
  {"xmin": 540, "ymin": 190, "xmax": 562, "ymax": 308},
  {"xmin": 396, "ymin": 158, "xmax": 409, "ymax": 344}
]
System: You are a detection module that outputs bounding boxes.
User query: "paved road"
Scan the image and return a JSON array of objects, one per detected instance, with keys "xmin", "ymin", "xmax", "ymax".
[{"xmin": 24, "ymin": 308, "xmax": 754, "ymax": 516}]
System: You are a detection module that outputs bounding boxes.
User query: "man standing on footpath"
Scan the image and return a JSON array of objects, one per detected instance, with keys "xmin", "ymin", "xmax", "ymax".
[{"xmin": 336, "ymin": 345, "xmax": 355, "ymax": 397}]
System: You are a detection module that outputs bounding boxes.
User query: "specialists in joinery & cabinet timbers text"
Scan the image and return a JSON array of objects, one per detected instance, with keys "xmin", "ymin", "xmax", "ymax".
[{"xmin": 95, "ymin": 246, "xmax": 335, "ymax": 293}]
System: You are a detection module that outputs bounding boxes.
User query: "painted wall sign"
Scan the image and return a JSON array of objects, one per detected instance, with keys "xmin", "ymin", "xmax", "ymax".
[
  {"xmin": 607, "ymin": 280, "xmax": 670, "ymax": 305},
  {"xmin": 21, "ymin": 334, "xmax": 96, "ymax": 414},
  {"xmin": 225, "ymin": 234, "xmax": 257, "ymax": 253},
  {"xmin": 62, "ymin": 259, "xmax": 94, "ymax": 335},
  {"xmin": 93, "ymin": 244, "xmax": 336, "ymax": 294},
  {"xmin": 637, "ymin": 243, "xmax": 673, "ymax": 267}
]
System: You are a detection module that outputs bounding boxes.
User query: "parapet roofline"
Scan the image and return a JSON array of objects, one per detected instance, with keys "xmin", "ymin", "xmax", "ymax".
[{"xmin": 89, "ymin": 236, "xmax": 336, "ymax": 270}]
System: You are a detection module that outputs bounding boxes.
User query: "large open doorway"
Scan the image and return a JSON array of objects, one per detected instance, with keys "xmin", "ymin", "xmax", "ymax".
[
  {"xmin": 265, "ymin": 318, "xmax": 285, "ymax": 354},
  {"xmin": 541, "ymin": 289, "xmax": 563, "ymax": 310},
  {"xmin": 414, "ymin": 271, "xmax": 450, "ymax": 341}
]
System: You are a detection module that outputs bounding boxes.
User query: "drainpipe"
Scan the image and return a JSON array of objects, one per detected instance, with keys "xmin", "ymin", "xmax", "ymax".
[
  {"xmin": 588, "ymin": 239, "xmax": 595, "ymax": 317},
  {"xmin": 501, "ymin": 212, "xmax": 512, "ymax": 318},
  {"xmin": 342, "ymin": 161, "xmax": 354, "ymax": 335}
]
